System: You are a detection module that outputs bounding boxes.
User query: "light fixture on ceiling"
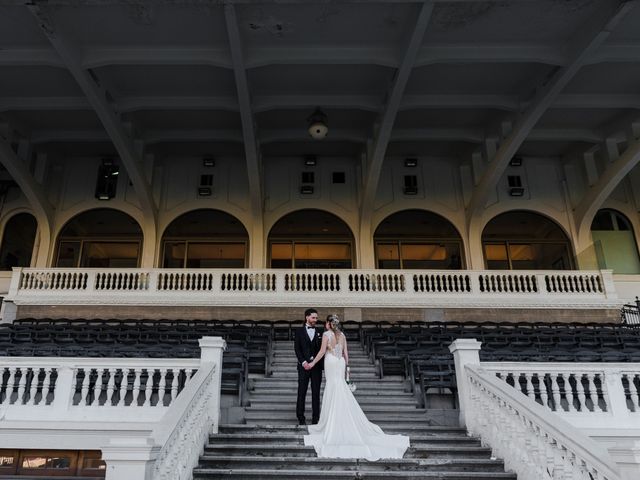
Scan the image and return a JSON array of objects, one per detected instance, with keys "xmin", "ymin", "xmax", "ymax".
[
  {"xmin": 509, "ymin": 156, "xmax": 523, "ymax": 167},
  {"xmin": 307, "ymin": 108, "xmax": 328, "ymax": 140}
]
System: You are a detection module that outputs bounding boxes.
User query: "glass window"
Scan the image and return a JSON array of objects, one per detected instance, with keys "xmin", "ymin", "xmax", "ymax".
[
  {"xmin": 294, "ymin": 243, "xmax": 351, "ymax": 269},
  {"xmin": 186, "ymin": 243, "xmax": 246, "ymax": 268},
  {"xmin": 484, "ymin": 244, "xmax": 509, "ymax": 269},
  {"xmin": 21, "ymin": 455, "xmax": 71, "ymax": 469},
  {"xmin": 56, "ymin": 241, "xmax": 81, "ymax": 268},
  {"xmin": 376, "ymin": 243, "xmax": 400, "ymax": 269},
  {"xmin": 270, "ymin": 242, "xmax": 352, "ymax": 268},
  {"xmin": 81, "ymin": 242, "xmax": 140, "ymax": 268},
  {"xmin": 271, "ymin": 243, "xmax": 293, "ymax": 268},
  {"xmin": 163, "ymin": 242, "xmax": 186, "ymax": 268}
]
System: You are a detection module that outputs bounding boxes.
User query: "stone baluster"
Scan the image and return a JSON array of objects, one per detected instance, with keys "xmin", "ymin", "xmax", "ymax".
[
  {"xmin": 16, "ymin": 368, "xmax": 28, "ymax": 405},
  {"xmin": 538, "ymin": 372, "xmax": 549, "ymax": 409},
  {"xmin": 4, "ymin": 367, "xmax": 17, "ymax": 404},
  {"xmin": 105, "ymin": 368, "xmax": 116, "ymax": 406},
  {"xmin": 131, "ymin": 368, "xmax": 142, "ymax": 406},
  {"xmin": 170, "ymin": 370, "xmax": 179, "ymax": 401},
  {"xmin": 143, "ymin": 369, "xmax": 154, "ymax": 407},
  {"xmin": 550, "ymin": 374, "xmax": 562, "ymax": 412},
  {"xmin": 80, "ymin": 369, "xmax": 91, "ymax": 406},
  {"xmin": 157, "ymin": 368, "xmax": 167, "ymax": 407},
  {"xmin": 26, "ymin": 368, "xmax": 39, "ymax": 406},
  {"xmin": 563, "ymin": 373, "xmax": 575, "ymax": 412},
  {"xmin": 41, "ymin": 368, "xmax": 53, "ymax": 405},
  {"xmin": 626, "ymin": 374, "xmax": 639, "ymax": 412},
  {"xmin": 117, "ymin": 369, "xmax": 128, "ymax": 407},
  {"xmin": 575, "ymin": 373, "xmax": 587, "ymax": 412},
  {"xmin": 524, "ymin": 372, "xmax": 535, "ymax": 400}
]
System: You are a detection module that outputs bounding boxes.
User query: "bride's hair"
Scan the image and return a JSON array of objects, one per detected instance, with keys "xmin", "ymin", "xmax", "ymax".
[{"xmin": 326, "ymin": 314, "xmax": 342, "ymax": 333}]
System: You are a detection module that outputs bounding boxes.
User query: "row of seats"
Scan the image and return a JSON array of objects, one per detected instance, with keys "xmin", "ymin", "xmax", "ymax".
[
  {"xmin": 7, "ymin": 319, "xmax": 275, "ymax": 405},
  {"xmin": 360, "ymin": 321, "xmax": 640, "ymax": 408}
]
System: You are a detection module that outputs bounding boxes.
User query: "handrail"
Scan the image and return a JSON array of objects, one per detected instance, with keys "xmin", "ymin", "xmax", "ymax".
[
  {"xmin": 151, "ymin": 361, "xmax": 217, "ymax": 480},
  {"xmin": 466, "ymin": 363, "xmax": 621, "ymax": 480}
]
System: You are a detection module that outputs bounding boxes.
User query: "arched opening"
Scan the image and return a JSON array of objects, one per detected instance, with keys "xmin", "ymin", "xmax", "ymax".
[
  {"xmin": 374, "ymin": 210, "xmax": 464, "ymax": 269},
  {"xmin": 55, "ymin": 209, "xmax": 143, "ymax": 268},
  {"xmin": 482, "ymin": 211, "xmax": 573, "ymax": 270},
  {"xmin": 268, "ymin": 210, "xmax": 354, "ymax": 268},
  {"xmin": 591, "ymin": 209, "xmax": 640, "ymax": 274},
  {"xmin": 161, "ymin": 209, "xmax": 248, "ymax": 268},
  {"xmin": 0, "ymin": 213, "xmax": 37, "ymax": 270}
]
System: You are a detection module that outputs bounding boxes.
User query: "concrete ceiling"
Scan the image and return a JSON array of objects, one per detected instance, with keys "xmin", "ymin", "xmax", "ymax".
[{"xmin": 0, "ymin": 0, "xmax": 638, "ymax": 168}]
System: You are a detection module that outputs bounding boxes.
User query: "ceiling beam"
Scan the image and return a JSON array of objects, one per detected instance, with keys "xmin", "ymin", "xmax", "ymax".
[
  {"xmin": 224, "ymin": 3, "xmax": 263, "ymax": 226},
  {"xmin": 28, "ymin": 126, "xmax": 605, "ymax": 146},
  {"xmin": 360, "ymin": 2, "xmax": 435, "ymax": 223},
  {"xmin": 5, "ymin": 43, "xmax": 640, "ymax": 69},
  {"xmin": 0, "ymin": 136, "xmax": 54, "ymax": 226},
  {"xmin": 4, "ymin": 93, "xmax": 640, "ymax": 115},
  {"xmin": 26, "ymin": 3, "xmax": 157, "ymax": 222},
  {"xmin": 465, "ymin": 0, "xmax": 634, "ymax": 222}
]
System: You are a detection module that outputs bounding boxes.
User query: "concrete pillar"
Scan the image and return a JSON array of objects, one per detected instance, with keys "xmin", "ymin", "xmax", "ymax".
[
  {"xmin": 199, "ymin": 336, "xmax": 227, "ymax": 434},
  {"xmin": 102, "ymin": 439, "xmax": 159, "ymax": 480},
  {"xmin": 449, "ymin": 338, "xmax": 482, "ymax": 428}
]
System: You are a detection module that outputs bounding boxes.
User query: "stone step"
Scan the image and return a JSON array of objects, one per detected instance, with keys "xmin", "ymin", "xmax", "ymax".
[
  {"xmin": 202, "ymin": 444, "xmax": 494, "ymax": 460},
  {"xmin": 248, "ymin": 396, "xmax": 418, "ymax": 405},
  {"xmin": 269, "ymin": 372, "xmax": 380, "ymax": 379},
  {"xmin": 271, "ymin": 364, "xmax": 378, "ymax": 377},
  {"xmin": 209, "ymin": 433, "xmax": 478, "ymax": 445},
  {"xmin": 196, "ymin": 456, "xmax": 507, "ymax": 472},
  {"xmin": 245, "ymin": 404, "xmax": 425, "ymax": 413},
  {"xmin": 251, "ymin": 380, "xmax": 408, "ymax": 390},
  {"xmin": 251, "ymin": 389, "xmax": 415, "ymax": 398},
  {"xmin": 218, "ymin": 424, "xmax": 467, "ymax": 435},
  {"xmin": 193, "ymin": 469, "xmax": 517, "ymax": 479},
  {"xmin": 244, "ymin": 412, "xmax": 434, "ymax": 422}
]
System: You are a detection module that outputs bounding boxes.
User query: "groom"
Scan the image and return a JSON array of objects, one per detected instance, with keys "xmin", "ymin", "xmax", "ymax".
[{"xmin": 294, "ymin": 308, "xmax": 323, "ymax": 425}]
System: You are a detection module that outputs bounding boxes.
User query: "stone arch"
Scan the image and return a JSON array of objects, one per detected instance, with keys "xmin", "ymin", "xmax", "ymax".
[
  {"xmin": 373, "ymin": 209, "xmax": 465, "ymax": 269},
  {"xmin": 54, "ymin": 208, "xmax": 144, "ymax": 267},
  {"xmin": 481, "ymin": 210, "xmax": 574, "ymax": 270},
  {"xmin": 267, "ymin": 209, "xmax": 356, "ymax": 268},
  {"xmin": 159, "ymin": 209, "xmax": 249, "ymax": 268}
]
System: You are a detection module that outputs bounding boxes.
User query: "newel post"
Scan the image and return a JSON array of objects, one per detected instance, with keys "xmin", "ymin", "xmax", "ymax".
[
  {"xmin": 449, "ymin": 339, "xmax": 482, "ymax": 428},
  {"xmin": 600, "ymin": 269, "xmax": 617, "ymax": 299},
  {"xmin": 199, "ymin": 336, "xmax": 227, "ymax": 434}
]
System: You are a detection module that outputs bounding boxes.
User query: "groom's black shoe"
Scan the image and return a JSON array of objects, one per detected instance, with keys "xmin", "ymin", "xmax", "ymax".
[
  {"xmin": 311, "ymin": 418, "xmax": 319, "ymax": 425},
  {"xmin": 298, "ymin": 419, "xmax": 306, "ymax": 426}
]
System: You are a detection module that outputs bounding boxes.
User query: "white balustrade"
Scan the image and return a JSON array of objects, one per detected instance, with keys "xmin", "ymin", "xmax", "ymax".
[
  {"xmin": 465, "ymin": 364, "xmax": 622, "ymax": 480},
  {"xmin": 0, "ymin": 338, "xmax": 226, "ymax": 480},
  {"xmin": 5, "ymin": 268, "xmax": 618, "ymax": 312},
  {"xmin": 0, "ymin": 357, "xmax": 199, "ymax": 420},
  {"xmin": 483, "ymin": 363, "xmax": 640, "ymax": 419}
]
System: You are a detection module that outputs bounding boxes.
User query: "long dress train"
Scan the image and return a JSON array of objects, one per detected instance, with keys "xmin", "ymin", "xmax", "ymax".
[{"xmin": 303, "ymin": 331, "xmax": 410, "ymax": 460}]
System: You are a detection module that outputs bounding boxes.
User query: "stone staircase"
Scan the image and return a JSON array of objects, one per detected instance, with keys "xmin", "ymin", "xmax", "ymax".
[{"xmin": 193, "ymin": 340, "xmax": 516, "ymax": 479}]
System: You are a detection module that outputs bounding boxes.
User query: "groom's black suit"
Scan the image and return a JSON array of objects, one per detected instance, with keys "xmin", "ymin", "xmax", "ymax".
[{"xmin": 294, "ymin": 324, "xmax": 324, "ymax": 424}]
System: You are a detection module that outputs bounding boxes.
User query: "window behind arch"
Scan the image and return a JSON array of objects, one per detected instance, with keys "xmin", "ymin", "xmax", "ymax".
[
  {"xmin": 55, "ymin": 209, "xmax": 142, "ymax": 268},
  {"xmin": 374, "ymin": 210, "xmax": 464, "ymax": 270},
  {"xmin": 0, "ymin": 213, "xmax": 37, "ymax": 270},
  {"xmin": 161, "ymin": 210, "xmax": 248, "ymax": 268},
  {"xmin": 591, "ymin": 209, "xmax": 640, "ymax": 274},
  {"xmin": 268, "ymin": 210, "xmax": 354, "ymax": 269},
  {"xmin": 482, "ymin": 211, "xmax": 573, "ymax": 270}
]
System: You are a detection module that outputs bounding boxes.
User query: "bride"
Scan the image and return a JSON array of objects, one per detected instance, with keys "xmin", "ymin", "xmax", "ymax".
[{"xmin": 303, "ymin": 314, "xmax": 410, "ymax": 460}]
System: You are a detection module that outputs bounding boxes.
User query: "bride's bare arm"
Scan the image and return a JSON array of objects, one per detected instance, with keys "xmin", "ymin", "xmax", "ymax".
[
  {"xmin": 309, "ymin": 334, "xmax": 328, "ymax": 368},
  {"xmin": 342, "ymin": 335, "xmax": 349, "ymax": 366}
]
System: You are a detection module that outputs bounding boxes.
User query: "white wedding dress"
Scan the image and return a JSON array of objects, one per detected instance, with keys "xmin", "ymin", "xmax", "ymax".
[{"xmin": 304, "ymin": 330, "xmax": 410, "ymax": 460}]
